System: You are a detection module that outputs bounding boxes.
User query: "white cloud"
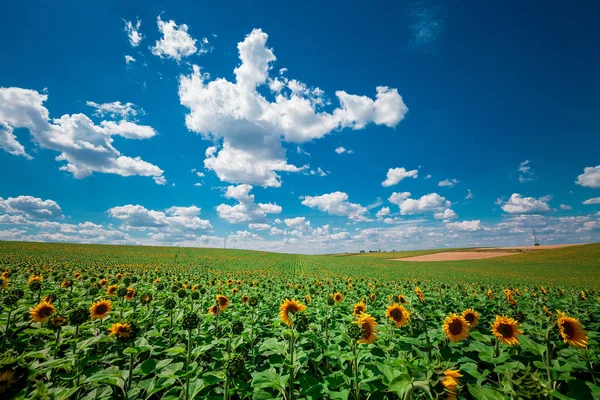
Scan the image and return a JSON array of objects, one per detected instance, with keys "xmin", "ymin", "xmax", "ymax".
[
  {"xmin": 381, "ymin": 167, "xmax": 418, "ymax": 187},
  {"xmin": 501, "ymin": 193, "xmax": 551, "ymax": 214},
  {"xmin": 335, "ymin": 146, "xmax": 353, "ymax": 154},
  {"xmin": 434, "ymin": 208, "xmax": 457, "ymax": 220},
  {"xmin": 576, "ymin": 165, "xmax": 600, "ymax": 189},
  {"xmin": 178, "ymin": 29, "xmax": 407, "ymax": 187},
  {"xmin": 376, "ymin": 207, "xmax": 391, "ymax": 218},
  {"xmin": 0, "ymin": 87, "xmax": 165, "ymax": 184},
  {"xmin": 438, "ymin": 178, "xmax": 459, "ymax": 187},
  {"xmin": 151, "ymin": 16, "xmax": 197, "ymax": 62},
  {"xmin": 391, "ymin": 192, "xmax": 451, "ymax": 215},
  {"xmin": 0, "ymin": 123, "xmax": 31, "ymax": 158},
  {"xmin": 518, "ymin": 160, "xmax": 536, "ymax": 183},
  {"xmin": 465, "ymin": 189, "xmax": 474, "ymax": 200},
  {"xmin": 124, "ymin": 18, "xmax": 143, "ymax": 47},
  {"xmin": 560, "ymin": 204, "xmax": 572, "ymax": 210},
  {"xmin": 0, "ymin": 195, "xmax": 62, "ymax": 219},
  {"xmin": 583, "ymin": 197, "xmax": 600, "ymax": 205},
  {"xmin": 125, "ymin": 55, "xmax": 136, "ymax": 65},
  {"xmin": 284, "ymin": 216, "xmax": 311, "ymax": 231},
  {"xmin": 216, "ymin": 184, "xmax": 282, "ymax": 223},
  {"xmin": 301, "ymin": 191, "xmax": 369, "ymax": 221},
  {"xmin": 446, "ymin": 220, "xmax": 483, "ymax": 232},
  {"xmin": 249, "ymin": 223, "xmax": 271, "ymax": 231}
]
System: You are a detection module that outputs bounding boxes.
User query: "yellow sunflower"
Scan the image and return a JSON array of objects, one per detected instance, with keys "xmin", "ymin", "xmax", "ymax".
[
  {"xmin": 1, "ymin": 278, "xmax": 9, "ymax": 289},
  {"xmin": 333, "ymin": 292, "xmax": 343, "ymax": 303},
  {"xmin": 386, "ymin": 304, "xmax": 410, "ymax": 328},
  {"xmin": 208, "ymin": 305, "xmax": 220, "ymax": 316},
  {"xmin": 109, "ymin": 322, "xmax": 132, "ymax": 338},
  {"xmin": 304, "ymin": 294, "xmax": 311, "ymax": 304},
  {"xmin": 124, "ymin": 287, "xmax": 136, "ymax": 300},
  {"xmin": 557, "ymin": 312, "xmax": 588, "ymax": 348},
  {"xmin": 106, "ymin": 284, "xmax": 119, "ymax": 296},
  {"xmin": 90, "ymin": 299, "xmax": 112, "ymax": 320},
  {"xmin": 242, "ymin": 295, "xmax": 249, "ymax": 304},
  {"xmin": 30, "ymin": 301, "xmax": 55, "ymax": 323},
  {"xmin": 442, "ymin": 313, "xmax": 470, "ymax": 342},
  {"xmin": 353, "ymin": 301, "xmax": 366, "ymax": 316},
  {"xmin": 28, "ymin": 275, "xmax": 42, "ymax": 286},
  {"xmin": 216, "ymin": 295, "xmax": 230, "ymax": 311},
  {"xmin": 99, "ymin": 279, "xmax": 108, "ymax": 286},
  {"xmin": 415, "ymin": 287, "xmax": 425, "ymax": 302},
  {"xmin": 486, "ymin": 289, "xmax": 493, "ymax": 299},
  {"xmin": 462, "ymin": 309, "xmax": 480, "ymax": 327},
  {"xmin": 441, "ymin": 370, "xmax": 462, "ymax": 400},
  {"xmin": 279, "ymin": 299, "xmax": 307, "ymax": 326},
  {"xmin": 491, "ymin": 315, "xmax": 522, "ymax": 346},
  {"xmin": 357, "ymin": 313, "xmax": 377, "ymax": 344},
  {"xmin": 398, "ymin": 294, "xmax": 408, "ymax": 304}
]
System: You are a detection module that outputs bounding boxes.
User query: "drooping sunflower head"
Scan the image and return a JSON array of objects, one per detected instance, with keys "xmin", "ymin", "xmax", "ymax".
[
  {"xmin": 124, "ymin": 287, "xmax": 136, "ymax": 300},
  {"xmin": 557, "ymin": 312, "xmax": 588, "ymax": 348},
  {"xmin": 356, "ymin": 313, "xmax": 377, "ymax": 344},
  {"xmin": 108, "ymin": 322, "xmax": 137, "ymax": 342},
  {"xmin": 491, "ymin": 315, "xmax": 522, "ymax": 346},
  {"xmin": 353, "ymin": 301, "xmax": 366, "ymax": 316},
  {"xmin": 106, "ymin": 284, "xmax": 119, "ymax": 296},
  {"xmin": 49, "ymin": 315, "xmax": 67, "ymax": 330},
  {"xmin": 216, "ymin": 295, "xmax": 230, "ymax": 311},
  {"xmin": 99, "ymin": 279, "xmax": 108, "ymax": 286},
  {"xmin": 29, "ymin": 301, "xmax": 55, "ymax": 323},
  {"xmin": 398, "ymin": 295, "xmax": 408, "ymax": 304},
  {"xmin": 442, "ymin": 313, "xmax": 470, "ymax": 342},
  {"xmin": 386, "ymin": 304, "xmax": 410, "ymax": 328},
  {"xmin": 441, "ymin": 370, "xmax": 462, "ymax": 399},
  {"xmin": 0, "ymin": 363, "xmax": 28, "ymax": 397},
  {"xmin": 90, "ymin": 299, "xmax": 112, "ymax": 320},
  {"xmin": 279, "ymin": 298, "xmax": 307, "ymax": 326},
  {"xmin": 208, "ymin": 305, "xmax": 220, "ymax": 316},
  {"xmin": 333, "ymin": 292, "xmax": 343, "ymax": 303},
  {"xmin": 415, "ymin": 287, "xmax": 425, "ymax": 302},
  {"xmin": 462, "ymin": 309, "xmax": 480, "ymax": 327}
]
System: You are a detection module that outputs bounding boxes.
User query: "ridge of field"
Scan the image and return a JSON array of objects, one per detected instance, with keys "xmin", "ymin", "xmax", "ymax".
[{"xmin": 0, "ymin": 241, "xmax": 598, "ymax": 287}]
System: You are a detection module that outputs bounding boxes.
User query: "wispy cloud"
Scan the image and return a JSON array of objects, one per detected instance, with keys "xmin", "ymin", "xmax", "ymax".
[{"xmin": 409, "ymin": 2, "xmax": 444, "ymax": 54}]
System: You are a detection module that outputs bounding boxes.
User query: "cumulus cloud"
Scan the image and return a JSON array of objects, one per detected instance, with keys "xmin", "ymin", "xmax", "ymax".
[
  {"xmin": 87, "ymin": 101, "xmax": 141, "ymax": 120},
  {"xmin": 335, "ymin": 146, "xmax": 353, "ymax": 154},
  {"xmin": 560, "ymin": 204, "xmax": 572, "ymax": 210},
  {"xmin": 124, "ymin": 18, "xmax": 143, "ymax": 47},
  {"xmin": 216, "ymin": 184, "xmax": 282, "ymax": 223},
  {"xmin": 0, "ymin": 123, "xmax": 31, "ymax": 158},
  {"xmin": 576, "ymin": 165, "xmax": 600, "ymax": 188},
  {"xmin": 434, "ymin": 208, "xmax": 457, "ymax": 220},
  {"xmin": 178, "ymin": 28, "xmax": 408, "ymax": 187},
  {"xmin": 583, "ymin": 197, "xmax": 600, "ymax": 205},
  {"xmin": 249, "ymin": 223, "xmax": 271, "ymax": 231},
  {"xmin": 376, "ymin": 207, "xmax": 391, "ymax": 218},
  {"xmin": 446, "ymin": 220, "xmax": 483, "ymax": 232},
  {"xmin": 518, "ymin": 160, "xmax": 536, "ymax": 183},
  {"xmin": 125, "ymin": 55, "xmax": 136, "ymax": 65},
  {"xmin": 390, "ymin": 192, "xmax": 451, "ymax": 215},
  {"xmin": 301, "ymin": 191, "xmax": 369, "ymax": 221},
  {"xmin": 151, "ymin": 16, "xmax": 198, "ymax": 62},
  {"xmin": 0, "ymin": 195, "xmax": 62, "ymax": 219},
  {"xmin": 500, "ymin": 193, "xmax": 552, "ymax": 214},
  {"xmin": 382, "ymin": 167, "xmax": 418, "ymax": 187},
  {"xmin": 0, "ymin": 87, "xmax": 165, "ymax": 184},
  {"xmin": 438, "ymin": 178, "xmax": 459, "ymax": 187}
]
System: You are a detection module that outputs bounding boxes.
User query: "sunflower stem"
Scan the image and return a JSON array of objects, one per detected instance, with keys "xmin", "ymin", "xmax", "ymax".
[
  {"xmin": 169, "ymin": 310, "xmax": 173, "ymax": 343},
  {"xmin": 185, "ymin": 330, "xmax": 192, "ymax": 400},
  {"xmin": 1, "ymin": 308, "xmax": 13, "ymax": 352},
  {"xmin": 127, "ymin": 352, "xmax": 134, "ymax": 394},
  {"xmin": 545, "ymin": 325, "xmax": 554, "ymax": 388},
  {"xmin": 223, "ymin": 375, "xmax": 229, "ymax": 400},
  {"xmin": 352, "ymin": 340, "xmax": 360, "ymax": 399},
  {"xmin": 288, "ymin": 324, "xmax": 295, "ymax": 400},
  {"xmin": 417, "ymin": 318, "xmax": 433, "ymax": 361}
]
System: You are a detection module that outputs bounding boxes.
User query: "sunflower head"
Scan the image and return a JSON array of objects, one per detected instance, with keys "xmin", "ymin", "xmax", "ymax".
[
  {"xmin": 333, "ymin": 292, "xmax": 343, "ymax": 303},
  {"xmin": 386, "ymin": 304, "xmax": 410, "ymax": 328},
  {"xmin": 216, "ymin": 295, "xmax": 230, "ymax": 311},
  {"xmin": 208, "ymin": 305, "xmax": 220, "ymax": 316},
  {"xmin": 415, "ymin": 287, "xmax": 425, "ymax": 302},
  {"xmin": 0, "ymin": 363, "xmax": 28, "ymax": 397},
  {"xmin": 61, "ymin": 280, "xmax": 73, "ymax": 289},
  {"xmin": 462, "ymin": 309, "xmax": 480, "ymax": 327},
  {"xmin": 356, "ymin": 313, "xmax": 377, "ymax": 344},
  {"xmin": 106, "ymin": 284, "xmax": 119, "ymax": 296},
  {"xmin": 279, "ymin": 299, "xmax": 307, "ymax": 326},
  {"xmin": 124, "ymin": 287, "xmax": 136, "ymax": 300},
  {"xmin": 109, "ymin": 322, "xmax": 138, "ymax": 342},
  {"xmin": 49, "ymin": 315, "xmax": 67, "ymax": 330},
  {"xmin": 353, "ymin": 301, "xmax": 366, "ymax": 316},
  {"xmin": 557, "ymin": 312, "xmax": 588, "ymax": 348},
  {"xmin": 29, "ymin": 301, "xmax": 55, "ymax": 324},
  {"xmin": 441, "ymin": 369, "xmax": 462, "ymax": 398},
  {"xmin": 28, "ymin": 275, "xmax": 42, "ymax": 286},
  {"xmin": 69, "ymin": 308, "xmax": 89, "ymax": 326},
  {"xmin": 90, "ymin": 299, "xmax": 112, "ymax": 320},
  {"xmin": 491, "ymin": 315, "xmax": 522, "ymax": 346},
  {"xmin": 442, "ymin": 313, "xmax": 470, "ymax": 342}
]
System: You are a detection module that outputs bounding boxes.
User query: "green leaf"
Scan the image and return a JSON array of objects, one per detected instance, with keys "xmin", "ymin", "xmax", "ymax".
[
  {"xmin": 387, "ymin": 375, "xmax": 411, "ymax": 394},
  {"xmin": 164, "ymin": 346, "xmax": 186, "ymax": 355},
  {"xmin": 468, "ymin": 385, "xmax": 505, "ymax": 400},
  {"xmin": 140, "ymin": 358, "xmax": 157, "ymax": 375}
]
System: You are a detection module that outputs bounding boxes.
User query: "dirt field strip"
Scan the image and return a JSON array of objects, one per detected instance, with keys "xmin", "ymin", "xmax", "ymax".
[{"xmin": 393, "ymin": 251, "xmax": 519, "ymax": 262}]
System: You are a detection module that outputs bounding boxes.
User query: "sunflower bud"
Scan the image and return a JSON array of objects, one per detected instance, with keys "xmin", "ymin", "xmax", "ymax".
[
  {"xmin": 164, "ymin": 298, "xmax": 176, "ymax": 310},
  {"xmin": 231, "ymin": 321, "xmax": 244, "ymax": 335},
  {"xmin": 249, "ymin": 297, "xmax": 258, "ymax": 307},
  {"xmin": 29, "ymin": 281, "xmax": 42, "ymax": 292},
  {"xmin": 10, "ymin": 288, "xmax": 24, "ymax": 300},
  {"xmin": 69, "ymin": 308, "xmax": 89, "ymax": 325},
  {"xmin": 4, "ymin": 295, "xmax": 18, "ymax": 307},
  {"xmin": 191, "ymin": 291, "xmax": 200, "ymax": 301},
  {"xmin": 116, "ymin": 287, "xmax": 128, "ymax": 297},
  {"xmin": 49, "ymin": 315, "xmax": 67, "ymax": 330},
  {"xmin": 182, "ymin": 312, "xmax": 200, "ymax": 330},
  {"xmin": 348, "ymin": 323, "xmax": 362, "ymax": 340},
  {"xmin": 177, "ymin": 289, "xmax": 187, "ymax": 299},
  {"xmin": 225, "ymin": 353, "xmax": 245, "ymax": 378}
]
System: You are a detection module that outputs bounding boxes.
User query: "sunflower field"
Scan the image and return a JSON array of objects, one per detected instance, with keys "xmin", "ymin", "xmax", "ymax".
[{"xmin": 0, "ymin": 241, "xmax": 598, "ymax": 399}]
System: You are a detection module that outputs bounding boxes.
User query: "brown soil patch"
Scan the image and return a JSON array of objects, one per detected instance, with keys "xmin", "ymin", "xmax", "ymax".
[{"xmin": 393, "ymin": 251, "xmax": 518, "ymax": 262}]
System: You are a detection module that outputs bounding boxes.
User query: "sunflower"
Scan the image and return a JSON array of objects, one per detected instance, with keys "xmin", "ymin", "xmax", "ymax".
[
  {"xmin": 99, "ymin": 279, "xmax": 108, "ymax": 286},
  {"xmin": 232, "ymin": 287, "xmax": 239, "ymax": 295},
  {"xmin": 491, "ymin": 315, "xmax": 522, "ymax": 346},
  {"xmin": 74, "ymin": 272, "xmax": 82, "ymax": 280},
  {"xmin": 462, "ymin": 309, "xmax": 479, "ymax": 327},
  {"xmin": 216, "ymin": 295, "xmax": 230, "ymax": 311},
  {"xmin": 279, "ymin": 299, "xmax": 307, "ymax": 326},
  {"xmin": 106, "ymin": 284, "xmax": 119, "ymax": 296},
  {"xmin": 28, "ymin": 275, "xmax": 42, "ymax": 286},
  {"xmin": 116, "ymin": 273, "xmax": 123, "ymax": 280},
  {"xmin": 304, "ymin": 294, "xmax": 311, "ymax": 304},
  {"xmin": 61, "ymin": 280, "xmax": 73, "ymax": 289},
  {"xmin": 1, "ymin": 271, "xmax": 9, "ymax": 279},
  {"xmin": 441, "ymin": 370, "xmax": 462, "ymax": 400},
  {"xmin": 579, "ymin": 291, "xmax": 587, "ymax": 302},
  {"xmin": 333, "ymin": 292, "xmax": 343, "ymax": 303},
  {"xmin": 386, "ymin": 304, "xmax": 410, "ymax": 327},
  {"xmin": 442, "ymin": 313, "xmax": 470, "ymax": 342},
  {"xmin": 192, "ymin": 284, "xmax": 199, "ymax": 291},
  {"xmin": 242, "ymin": 295, "xmax": 249, "ymax": 304},
  {"xmin": 353, "ymin": 301, "xmax": 367, "ymax": 316},
  {"xmin": 208, "ymin": 305, "xmax": 220, "ymax": 316},
  {"xmin": 557, "ymin": 312, "xmax": 588, "ymax": 348},
  {"xmin": 0, "ymin": 363, "xmax": 28, "ymax": 398},
  {"xmin": 1, "ymin": 278, "xmax": 9, "ymax": 289},
  {"xmin": 124, "ymin": 287, "xmax": 136, "ymax": 300},
  {"xmin": 90, "ymin": 299, "xmax": 112, "ymax": 320},
  {"xmin": 369, "ymin": 293, "xmax": 376, "ymax": 302},
  {"xmin": 109, "ymin": 322, "xmax": 132, "ymax": 338},
  {"xmin": 415, "ymin": 287, "xmax": 425, "ymax": 302},
  {"xmin": 486, "ymin": 289, "xmax": 493, "ymax": 299},
  {"xmin": 356, "ymin": 313, "xmax": 377, "ymax": 344},
  {"xmin": 30, "ymin": 301, "xmax": 55, "ymax": 323},
  {"xmin": 398, "ymin": 294, "xmax": 408, "ymax": 304}
]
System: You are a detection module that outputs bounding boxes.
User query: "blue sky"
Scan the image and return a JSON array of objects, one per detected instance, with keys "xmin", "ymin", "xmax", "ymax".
[{"xmin": 1, "ymin": 0, "xmax": 599, "ymax": 253}]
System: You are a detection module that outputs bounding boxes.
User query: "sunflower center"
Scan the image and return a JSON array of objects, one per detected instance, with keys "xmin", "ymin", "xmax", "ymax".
[
  {"xmin": 95, "ymin": 304, "xmax": 108, "ymax": 314},
  {"xmin": 287, "ymin": 304, "xmax": 299, "ymax": 315},
  {"xmin": 464, "ymin": 313, "xmax": 475, "ymax": 324},
  {"xmin": 561, "ymin": 322, "xmax": 574, "ymax": 338},
  {"xmin": 497, "ymin": 323, "xmax": 514, "ymax": 338},
  {"xmin": 39, "ymin": 307, "xmax": 53, "ymax": 318},
  {"xmin": 448, "ymin": 319, "xmax": 463, "ymax": 335},
  {"xmin": 389, "ymin": 308, "xmax": 403, "ymax": 321},
  {"xmin": 361, "ymin": 322, "xmax": 371, "ymax": 338}
]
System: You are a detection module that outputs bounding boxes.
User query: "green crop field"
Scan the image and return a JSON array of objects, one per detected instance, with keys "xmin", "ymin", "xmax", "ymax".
[{"xmin": 0, "ymin": 240, "xmax": 598, "ymax": 399}]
